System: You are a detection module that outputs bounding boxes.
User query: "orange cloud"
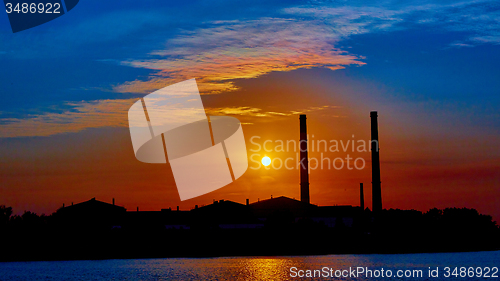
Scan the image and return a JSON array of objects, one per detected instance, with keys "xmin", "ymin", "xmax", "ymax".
[
  {"xmin": 205, "ymin": 105, "xmax": 340, "ymax": 118},
  {"xmin": 0, "ymin": 99, "xmax": 135, "ymax": 138},
  {"xmin": 0, "ymin": 100, "xmax": 341, "ymax": 138},
  {"xmin": 114, "ymin": 18, "xmax": 365, "ymax": 95}
]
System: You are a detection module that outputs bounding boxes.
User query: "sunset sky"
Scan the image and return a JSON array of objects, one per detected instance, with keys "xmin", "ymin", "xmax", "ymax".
[{"xmin": 1, "ymin": 0, "xmax": 499, "ymax": 221}]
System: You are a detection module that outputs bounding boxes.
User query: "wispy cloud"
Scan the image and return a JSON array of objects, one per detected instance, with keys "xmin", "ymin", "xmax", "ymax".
[
  {"xmin": 206, "ymin": 105, "xmax": 340, "ymax": 119},
  {"xmin": 414, "ymin": 1, "xmax": 500, "ymax": 46},
  {"xmin": 115, "ymin": 0, "xmax": 500, "ymax": 95},
  {"xmin": 448, "ymin": 42, "xmax": 475, "ymax": 48},
  {"xmin": 284, "ymin": 0, "xmax": 500, "ymax": 46},
  {"xmin": 0, "ymin": 102, "xmax": 340, "ymax": 138},
  {"xmin": 206, "ymin": 107, "xmax": 266, "ymax": 117},
  {"xmin": 115, "ymin": 17, "xmax": 366, "ymax": 95},
  {"xmin": 0, "ymin": 99, "xmax": 134, "ymax": 138}
]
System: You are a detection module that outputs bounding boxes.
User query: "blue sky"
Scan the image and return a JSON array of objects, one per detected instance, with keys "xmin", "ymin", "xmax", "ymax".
[{"xmin": 1, "ymin": 0, "xmax": 499, "ymax": 137}]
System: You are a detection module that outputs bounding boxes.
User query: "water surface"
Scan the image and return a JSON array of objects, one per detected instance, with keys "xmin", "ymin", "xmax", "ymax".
[{"xmin": 0, "ymin": 251, "xmax": 498, "ymax": 280}]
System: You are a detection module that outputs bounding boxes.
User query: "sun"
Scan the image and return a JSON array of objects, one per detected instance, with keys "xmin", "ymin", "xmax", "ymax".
[{"xmin": 262, "ymin": 156, "xmax": 271, "ymax": 167}]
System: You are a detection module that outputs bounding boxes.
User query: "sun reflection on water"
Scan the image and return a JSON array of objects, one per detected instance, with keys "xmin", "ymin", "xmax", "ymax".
[{"xmin": 238, "ymin": 258, "xmax": 293, "ymax": 281}]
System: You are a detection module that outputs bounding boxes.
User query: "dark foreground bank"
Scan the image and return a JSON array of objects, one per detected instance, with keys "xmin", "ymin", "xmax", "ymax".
[{"xmin": 1, "ymin": 203, "xmax": 499, "ymax": 261}]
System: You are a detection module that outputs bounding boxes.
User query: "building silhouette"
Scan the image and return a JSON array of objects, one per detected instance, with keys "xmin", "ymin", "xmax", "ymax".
[
  {"xmin": 299, "ymin": 114, "xmax": 310, "ymax": 204},
  {"xmin": 360, "ymin": 183, "xmax": 364, "ymax": 211},
  {"xmin": 55, "ymin": 113, "xmax": 376, "ymax": 231},
  {"xmin": 370, "ymin": 111, "xmax": 383, "ymax": 213},
  {"xmin": 55, "ymin": 197, "xmax": 126, "ymax": 228}
]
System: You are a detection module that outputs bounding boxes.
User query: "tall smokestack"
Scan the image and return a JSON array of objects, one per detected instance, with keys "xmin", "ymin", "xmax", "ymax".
[
  {"xmin": 370, "ymin": 111, "xmax": 382, "ymax": 213},
  {"xmin": 299, "ymin": 115, "xmax": 310, "ymax": 204},
  {"xmin": 360, "ymin": 183, "xmax": 364, "ymax": 211}
]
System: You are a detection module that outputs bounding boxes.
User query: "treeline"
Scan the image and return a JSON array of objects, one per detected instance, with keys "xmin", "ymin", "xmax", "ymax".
[
  {"xmin": 375, "ymin": 207, "xmax": 499, "ymax": 233},
  {"xmin": 367, "ymin": 208, "xmax": 500, "ymax": 254},
  {"xmin": 0, "ymin": 206, "xmax": 51, "ymax": 230}
]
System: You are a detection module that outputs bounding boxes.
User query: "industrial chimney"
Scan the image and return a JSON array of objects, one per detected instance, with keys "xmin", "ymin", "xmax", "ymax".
[
  {"xmin": 299, "ymin": 115, "xmax": 310, "ymax": 204},
  {"xmin": 360, "ymin": 183, "xmax": 364, "ymax": 211},
  {"xmin": 370, "ymin": 111, "xmax": 382, "ymax": 213}
]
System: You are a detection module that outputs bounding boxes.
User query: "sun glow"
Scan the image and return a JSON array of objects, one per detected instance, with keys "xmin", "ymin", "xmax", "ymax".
[{"xmin": 262, "ymin": 156, "xmax": 271, "ymax": 166}]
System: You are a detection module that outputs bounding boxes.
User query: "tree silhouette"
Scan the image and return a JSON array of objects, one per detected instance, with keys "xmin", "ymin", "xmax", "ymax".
[{"xmin": 0, "ymin": 205, "xmax": 13, "ymax": 226}]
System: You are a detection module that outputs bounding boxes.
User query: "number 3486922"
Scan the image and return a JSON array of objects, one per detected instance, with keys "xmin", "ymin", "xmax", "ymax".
[{"xmin": 5, "ymin": 3, "xmax": 61, "ymax": 14}]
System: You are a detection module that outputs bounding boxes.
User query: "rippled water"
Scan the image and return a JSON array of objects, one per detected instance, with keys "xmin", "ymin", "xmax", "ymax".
[{"xmin": 0, "ymin": 251, "xmax": 498, "ymax": 280}]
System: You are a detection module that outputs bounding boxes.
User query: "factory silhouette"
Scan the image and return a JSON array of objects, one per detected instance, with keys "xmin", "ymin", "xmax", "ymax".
[
  {"xmin": 56, "ymin": 112, "xmax": 382, "ymax": 231},
  {"xmin": 1, "ymin": 112, "xmax": 499, "ymax": 261}
]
